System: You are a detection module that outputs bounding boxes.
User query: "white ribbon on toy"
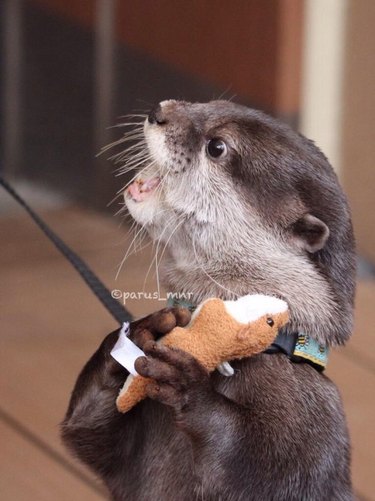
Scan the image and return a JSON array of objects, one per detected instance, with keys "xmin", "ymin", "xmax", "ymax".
[{"xmin": 110, "ymin": 322, "xmax": 145, "ymax": 375}]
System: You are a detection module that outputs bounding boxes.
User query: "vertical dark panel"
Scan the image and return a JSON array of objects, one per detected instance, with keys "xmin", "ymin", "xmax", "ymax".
[
  {"xmin": 1, "ymin": 0, "xmax": 23, "ymax": 176},
  {"xmin": 22, "ymin": 2, "xmax": 95, "ymax": 201}
]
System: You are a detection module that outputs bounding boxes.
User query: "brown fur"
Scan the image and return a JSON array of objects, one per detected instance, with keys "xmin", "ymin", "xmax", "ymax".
[{"xmin": 61, "ymin": 101, "xmax": 355, "ymax": 500}]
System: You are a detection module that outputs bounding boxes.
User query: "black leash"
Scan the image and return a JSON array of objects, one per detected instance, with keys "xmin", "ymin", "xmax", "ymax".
[{"xmin": 0, "ymin": 176, "xmax": 132, "ymax": 325}]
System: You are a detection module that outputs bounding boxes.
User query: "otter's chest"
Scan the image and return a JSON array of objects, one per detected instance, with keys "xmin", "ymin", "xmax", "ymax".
[{"xmin": 211, "ymin": 353, "xmax": 294, "ymax": 407}]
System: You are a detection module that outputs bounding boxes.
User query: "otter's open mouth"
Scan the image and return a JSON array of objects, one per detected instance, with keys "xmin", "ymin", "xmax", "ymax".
[{"xmin": 127, "ymin": 177, "xmax": 160, "ymax": 202}]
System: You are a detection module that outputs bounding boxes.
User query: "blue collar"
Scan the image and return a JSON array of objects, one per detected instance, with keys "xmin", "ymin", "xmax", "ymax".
[{"xmin": 168, "ymin": 297, "xmax": 329, "ymax": 372}]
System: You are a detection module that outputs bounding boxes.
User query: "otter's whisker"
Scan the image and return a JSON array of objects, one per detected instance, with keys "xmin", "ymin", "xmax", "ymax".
[
  {"xmin": 115, "ymin": 141, "xmax": 147, "ymax": 155},
  {"xmin": 192, "ymin": 236, "xmax": 240, "ymax": 299},
  {"xmin": 116, "ymin": 207, "xmax": 173, "ymax": 279},
  {"xmin": 116, "ymin": 158, "xmax": 150, "ymax": 175},
  {"xmin": 141, "ymin": 210, "xmax": 180, "ymax": 292},
  {"xmin": 115, "ymin": 149, "xmax": 151, "ymax": 168},
  {"xmin": 113, "ymin": 151, "xmax": 149, "ymax": 168},
  {"xmin": 107, "ymin": 191, "xmax": 125, "ymax": 208},
  {"xmin": 117, "ymin": 113, "xmax": 147, "ymax": 120},
  {"xmin": 115, "ymin": 223, "xmax": 149, "ymax": 281},
  {"xmin": 158, "ymin": 214, "xmax": 186, "ymax": 269},
  {"xmin": 118, "ymin": 150, "xmax": 151, "ymax": 166},
  {"xmin": 118, "ymin": 160, "xmax": 158, "ymax": 189},
  {"xmin": 111, "ymin": 138, "xmax": 148, "ymax": 160},
  {"xmin": 99, "ymin": 128, "xmax": 144, "ymax": 149},
  {"xmin": 154, "ymin": 214, "xmax": 186, "ymax": 298},
  {"xmin": 109, "ymin": 144, "xmax": 146, "ymax": 162},
  {"xmin": 110, "ymin": 121, "xmax": 145, "ymax": 128}
]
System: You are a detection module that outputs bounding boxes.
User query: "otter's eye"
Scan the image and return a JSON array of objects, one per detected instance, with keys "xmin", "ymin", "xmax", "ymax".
[
  {"xmin": 206, "ymin": 138, "xmax": 227, "ymax": 158},
  {"xmin": 266, "ymin": 318, "xmax": 274, "ymax": 327}
]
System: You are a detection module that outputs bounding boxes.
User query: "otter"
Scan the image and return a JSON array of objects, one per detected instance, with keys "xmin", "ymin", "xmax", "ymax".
[{"xmin": 62, "ymin": 100, "xmax": 356, "ymax": 500}]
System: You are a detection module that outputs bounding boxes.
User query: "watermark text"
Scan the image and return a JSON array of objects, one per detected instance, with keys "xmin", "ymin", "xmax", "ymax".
[{"xmin": 111, "ymin": 289, "xmax": 194, "ymax": 305}]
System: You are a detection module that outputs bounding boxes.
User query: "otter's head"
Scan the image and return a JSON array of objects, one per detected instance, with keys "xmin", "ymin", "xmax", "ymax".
[{"xmin": 122, "ymin": 100, "xmax": 356, "ymax": 346}]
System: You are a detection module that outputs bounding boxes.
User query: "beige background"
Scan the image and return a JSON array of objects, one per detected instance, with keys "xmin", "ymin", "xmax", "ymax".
[{"xmin": 341, "ymin": 0, "xmax": 375, "ymax": 262}]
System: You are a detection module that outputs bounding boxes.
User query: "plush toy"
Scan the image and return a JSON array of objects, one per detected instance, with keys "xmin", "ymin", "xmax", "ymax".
[{"xmin": 112, "ymin": 294, "xmax": 289, "ymax": 413}]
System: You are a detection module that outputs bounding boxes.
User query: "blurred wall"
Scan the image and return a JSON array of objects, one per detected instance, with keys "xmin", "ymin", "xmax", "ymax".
[
  {"xmin": 31, "ymin": 0, "xmax": 304, "ymax": 121},
  {"xmin": 341, "ymin": 0, "xmax": 375, "ymax": 263},
  {"xmin": 300, "ymin": 0, "xmax": 347, "ymax": 173},
  {"xmin": 1, "ymin": 0, "xmax": 305, "ymax": 210}
]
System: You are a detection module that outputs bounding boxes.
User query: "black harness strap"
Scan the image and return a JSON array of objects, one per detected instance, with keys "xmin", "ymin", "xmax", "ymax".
[{"xmin": 0, "ymin": 176, "xmax": 132, "ymax": 325}]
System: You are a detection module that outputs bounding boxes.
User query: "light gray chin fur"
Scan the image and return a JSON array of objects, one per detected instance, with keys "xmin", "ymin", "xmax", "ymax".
[{"xmin": 156, "ymin": 216, "xmax": 339, "ymax": 346}]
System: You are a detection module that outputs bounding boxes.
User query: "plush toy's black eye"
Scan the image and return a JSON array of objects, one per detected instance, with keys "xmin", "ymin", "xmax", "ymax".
[
  {"xmin": 206, "ymin": 138, "xmax": 227, "ymax": 158},
  {"xmin": 266, "ymin": 318, "xmax": 274, "ymax": 327}
]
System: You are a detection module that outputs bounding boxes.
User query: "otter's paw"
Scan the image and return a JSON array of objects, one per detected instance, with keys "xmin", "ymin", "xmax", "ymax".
[
  {"xmin": 129, "ymin": 307, "xmax": 191, "ymax": 350},
  {"xmin": 134, "ymin": 341, "xmax": 213, "ymax": 415}
]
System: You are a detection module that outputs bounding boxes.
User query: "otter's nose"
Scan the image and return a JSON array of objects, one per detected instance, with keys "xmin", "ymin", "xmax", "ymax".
[{"xmin": 148, "ymin": 104, "xmax": 167, "ymax": 125}]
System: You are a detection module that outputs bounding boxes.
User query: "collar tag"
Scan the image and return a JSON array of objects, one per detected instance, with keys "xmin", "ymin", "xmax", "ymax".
[{"xmin": 293, "ymin": 333, "xmax": 329, "ymax": 370}]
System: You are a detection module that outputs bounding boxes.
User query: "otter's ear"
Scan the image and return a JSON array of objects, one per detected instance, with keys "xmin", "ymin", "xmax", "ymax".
[{"xmin": 291, "ymin": 214, "xmax": 329, "ymax": 253}]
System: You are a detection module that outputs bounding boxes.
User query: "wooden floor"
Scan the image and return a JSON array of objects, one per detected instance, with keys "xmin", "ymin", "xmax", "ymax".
[{"xmin": 0, "ymin": 204, "xmax": 374, "ymax": 500}]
